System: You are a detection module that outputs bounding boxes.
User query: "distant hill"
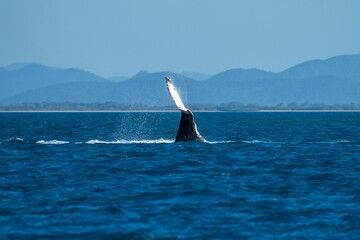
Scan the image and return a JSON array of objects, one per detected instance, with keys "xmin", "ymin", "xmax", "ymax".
[
  {"xmin": 1, "ymin": 54, "xmax": 360, "ymax": 106},
  {"xmin": 280, "ymin": 54, "xmax": 360, "ymax": 79},
  {"xmin": 108, "ymin": 76, "xmax": 128, "ymax": 82},
  {"xmin": 208, "ymin": 68, "xmax": 276, "ymax": 82},
  {"xmin": 4, "ymin": 62, "xmax": 35, "ymax": 71},
  {"xmin": 181, "ymin": 71, "xmax": 213, "ymax": 81},
  {"xmin": 131, "ymin": 70, "xmax": 150, "ymax": 79},
  {"xmin": 1, "ymin": 72, "xmax": 195, "ymax": 107},
  {"xmin": 0, "ymin": 63, "xmax": 108, "ymax": 99}
]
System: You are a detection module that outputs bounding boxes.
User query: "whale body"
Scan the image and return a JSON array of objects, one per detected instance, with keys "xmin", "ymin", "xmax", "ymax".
[{"xmin": 165, "ymin": 77, "xmax": 206, "ymax": 142}]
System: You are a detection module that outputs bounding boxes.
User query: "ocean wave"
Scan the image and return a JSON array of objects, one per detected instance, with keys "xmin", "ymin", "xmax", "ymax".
[
  {"xmin": 307, "ymin": 140, "xmax": 354, "ymax": 144},
  {"xmin": 207, "ymin": 140, "xmax": 236, "ymax": 144},
  {"xmin": 241, "ymin": 139, "xmax": 356, "ymax": 145},
  {"xmin": 242, "ymin": 140, "xmax": 274, "ymax": 144},
  {"xmin": 5, "ymin": 137, "xmax": 24, "ymax": 142},
  {"xmin": 36, "ymin": 140, "xmax": 70, "ymax": 145},
  {"xmin": 84, "ymin": 139, "xmax": 174, "ymax": 144}
]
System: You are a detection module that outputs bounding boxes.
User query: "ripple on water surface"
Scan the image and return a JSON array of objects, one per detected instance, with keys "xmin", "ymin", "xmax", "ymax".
[{"xmin": 0, "ymin": 112, "xmax": 360, "ymax": 239}]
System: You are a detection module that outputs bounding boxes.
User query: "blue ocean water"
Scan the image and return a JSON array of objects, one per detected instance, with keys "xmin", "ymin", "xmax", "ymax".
[{"xmin": 1, "ymin": 112, "xmax": 360, "ymax": 239}]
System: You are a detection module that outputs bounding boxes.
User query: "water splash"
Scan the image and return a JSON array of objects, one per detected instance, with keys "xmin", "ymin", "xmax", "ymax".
[
  {"xmin": 84, "ymin": 138, "xmax": 174, "ymax": 144},
  {"xmin": 305, "ymin": 140, "xmax": 354, "ymax": 144},
  {"xmin": 241, "ymin": 139, "xmax": 356, "ymax": 145},
  {"xmin": 242, "ymin": 140, "xmax": 273, "ymax": 144},
  {"xmin": 6, "ymin": 137, "xmax": 24, "ymax": 142},
  {"xmin": 36, "ymin": 140, "xmax": 70, "ymax": 145},
  {"xmin": 206, "ymin": 140, "xmax": 236, "ymax": 144}
]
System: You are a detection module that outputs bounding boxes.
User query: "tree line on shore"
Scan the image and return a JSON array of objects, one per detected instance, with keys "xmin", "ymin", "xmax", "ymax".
[{"xmin": 1, "ymin": 102, "xmax": 360, "ymax": 111}]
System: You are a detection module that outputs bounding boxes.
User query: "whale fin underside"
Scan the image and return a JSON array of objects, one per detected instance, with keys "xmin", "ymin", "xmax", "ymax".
[
  {"xmin": 165, "ymin": 77, "xmax": 205, "ymax": 142},
  {"xmin": 165, "ymin": 77, "xmax": 188, "ymax": 112}
]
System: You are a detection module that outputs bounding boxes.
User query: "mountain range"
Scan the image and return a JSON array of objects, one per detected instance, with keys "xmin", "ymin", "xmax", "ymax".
[{"xmin": 1, "ymin": 54, "xmax": 360, "ymax": 107}]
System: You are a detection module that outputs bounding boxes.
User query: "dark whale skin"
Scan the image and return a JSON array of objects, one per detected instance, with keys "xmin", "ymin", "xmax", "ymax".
[{"xmin": 175, "ymin": 110, "xmax": 205, "ymax": 142}]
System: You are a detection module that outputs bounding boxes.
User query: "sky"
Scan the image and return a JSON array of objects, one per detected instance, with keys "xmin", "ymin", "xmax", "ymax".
[{"xmin": 0, "ymin": 0, "xmax": 360, "ymax": 77}]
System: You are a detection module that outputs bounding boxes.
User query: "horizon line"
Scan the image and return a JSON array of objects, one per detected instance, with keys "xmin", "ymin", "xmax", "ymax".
[{"xmin": 2, "ymin": 52, "xmax": 359, "ymax": 79}]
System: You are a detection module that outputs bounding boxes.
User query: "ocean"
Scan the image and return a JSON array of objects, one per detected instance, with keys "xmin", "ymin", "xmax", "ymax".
[{"xmin": 1, "ymin": 112, "xmax": 360, "ymax": 239}]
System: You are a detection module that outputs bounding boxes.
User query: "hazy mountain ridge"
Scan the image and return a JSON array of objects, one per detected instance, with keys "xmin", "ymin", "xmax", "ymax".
[
  {"xmin": 181, "ymin": 71, "xmax": 213, "ymax": 81},
  {"xmin": 1, "ymin": 54, "xmax": 360, "ymax": 106},
  {"xmin": 0, "ymin": 63, "xmax": 109, "ymax": 99},
  {"xmin": 280, "ymin": 54, "xmax": 360, "ymax": 79},
  {"xmin": 108, "ymin": 76, "xmax": 128, "ymax": 82},
  {"xmin": 4, "ymin": 62, "xmax": 37, "ymax": 71}
]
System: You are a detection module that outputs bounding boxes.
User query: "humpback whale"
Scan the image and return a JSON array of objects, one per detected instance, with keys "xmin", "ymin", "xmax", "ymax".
[{"xmin": 165, "ymin": 77, "xmax": 206, "ymax": 142}]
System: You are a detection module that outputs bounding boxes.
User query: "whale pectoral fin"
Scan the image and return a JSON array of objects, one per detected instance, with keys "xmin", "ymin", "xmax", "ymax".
[
  {"xmin": 165, "ymin": 77, "xmax": 206, "ymax": 143},
  {"xmin": 165, "ymin": 77, "xmax": 188, "ymax": 112}
]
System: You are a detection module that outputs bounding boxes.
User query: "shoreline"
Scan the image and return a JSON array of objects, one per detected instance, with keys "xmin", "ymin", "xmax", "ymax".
[
  {"xmin": 0, "ymin": 110, "xmax": 220, "ymax": 113},
  {"xmin": 1, "ymin": 110, "xmax": 360, "ymax": 113},
  {"xmin": 258, "ymin": 110, "xmax": 360, "ymax": 112}
]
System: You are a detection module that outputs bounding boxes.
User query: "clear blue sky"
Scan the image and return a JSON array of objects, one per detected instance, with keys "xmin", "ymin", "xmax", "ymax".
[{"xmin": 1, "ymin": 0, "xmax": 359, "ymax": 77}]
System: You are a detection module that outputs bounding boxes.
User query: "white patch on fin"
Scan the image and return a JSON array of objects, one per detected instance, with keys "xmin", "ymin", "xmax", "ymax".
[{"xmin": 165, "ymin": 77, "xmax": 188, "ymax": 112}]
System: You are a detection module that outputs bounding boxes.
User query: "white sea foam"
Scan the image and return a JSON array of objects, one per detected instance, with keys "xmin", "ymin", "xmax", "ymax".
[
  {"xmin": 84, "ymin": 139, "xmax": 236, "ymax": 145},
  {"xmin": 310, "ymin": 140, "xmax": 353, "ymax": 144},
  {"xmin": 206, "ymin": 140, "xmax": 236, "ymax": 144},
  {"xmin": 36, "ymin": 140, "xmax": 70, "ymax": 145},
  {"xmin": 85, "ymin": 139, "xmax": 174, "ymax": 144},
  {"xmin": 6, "ymin": 137, "xmax": 24, "ymax": 142},
  {"xmin": 242, "ymin": 140, "xmax": 273, "ymax": 144},
  {"xmin": 241, "ymin": 139, "xmax": 355, "ymax": 145}
]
